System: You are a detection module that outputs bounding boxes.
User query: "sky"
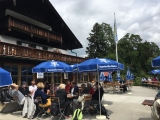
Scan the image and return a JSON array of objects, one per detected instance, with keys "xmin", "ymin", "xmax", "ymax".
[{"xmin": 50, "ymin": 0, "xmax": 160, "ymax": 58}]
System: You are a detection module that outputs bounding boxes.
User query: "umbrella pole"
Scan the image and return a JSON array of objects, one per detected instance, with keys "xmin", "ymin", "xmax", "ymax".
[
  {"xmin": 51, "ymin": 73, "xmax": 54, "ymax": 94},
  {"xmin": 97, "ymin": 70, "xmax": 101, "ymax": 115},
  {"xmin": 96, "ymin": 66, "xmax": 106, "ymax": 119},
  {"xmin": 77, "ymin": 72, "xmax": 78, "ymax": 83}
]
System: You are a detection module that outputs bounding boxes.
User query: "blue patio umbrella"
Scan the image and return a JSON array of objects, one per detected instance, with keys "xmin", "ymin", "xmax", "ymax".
[
  {"xmin": 70, "ymin": 64, "xmax": 79, "ymax": 83},
  {"xmin": 130, "ymin": 73, "xmax": 134, "ymax": 80},
  {"xmin": 126, "ymin": 67, "xmax": 131, "ymax": 80},
  {"xmin": 108, "ymin": 72, "xmax": 112, "ymax": 82},
  {"xmin": 116, "ymin": 70, "xmax": 121, "ymax": 81},
  {"xmin": 150, "ymin": 69, "xmax": 160, "ymax": 74},
  {"xmin": 78, "ymin": 58, "xmax": 124, "ymax": 72},
  {"xmin": 0, "ymin": 68, "xmax": 12, "ymax": 87},
  {"xmin": 77, "ymin": 58, "xmax": 124, "ymax": 117},
  {"xmin": 100, "ymin": 72, "xmax": 105, "ymax": 81},
  {"xmin": 32, "ymin": 60, "xmax": 72, "ymax": 73},
  {"xmin": 70, "ymin": 64, "xmax": 79, "ymax": 72},
  {"xmin": 152, "ymin": 56, "xmax": 160, "ymax": 67}
]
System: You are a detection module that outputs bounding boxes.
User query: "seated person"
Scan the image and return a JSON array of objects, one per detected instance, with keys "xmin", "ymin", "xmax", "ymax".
[
  {"xmin": 73, "ymin": 84, "xmax": 90, "ymax": 110},
  {"xmin": 87, "ymin": 82, "xmax": 95, "ymax": 95},
  {"xmin": 18, "ymin": 81, "xmax": 30, "ymax": 96},
  {"xmin": 70, "ymin": 82, "xmax": 79, "ymax": 95},
  {"xmin": 9, "ymin": 83, "xmax": 25, "ymax": 105},
  {"xmin": 153, "ymin": 76, "xmax": 157, "ymax": 81},
  {"xmin": 34, "ymin": 82, "xmax": 51, "ymax": 108},
  {"xmin": 141, "ymin": 77, "xmax": 147, "ymax": 86},
  {"xmin": 147, "ymin": 77, "xmax": 152, "ymax": 82},
  {"xmin": 55, "ymin": 84, "xmax": 70, "ymax": 119},
  {"xmin": 119, "ymin": 77, "xmax": 127, "ymax": 93},
  {"xmin": 79, "ymin": 84, "xmax": 89, "ymax": 95},
  {"xmin": 44, "ymin": 82, "xmax": 50, "ymax": 94},
  {"xmin": 65, "ymin": 80, "xmax": 71, "ymax": 94},
  {"xmin": 91, "ymin": 82, "xmax": 104, "ymax": 105}
]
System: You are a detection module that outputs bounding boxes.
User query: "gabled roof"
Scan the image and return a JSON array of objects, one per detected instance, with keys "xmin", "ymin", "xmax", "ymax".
[{"xmin": 0, "ymin": 0, "xmax": 83, "ymax": 50}]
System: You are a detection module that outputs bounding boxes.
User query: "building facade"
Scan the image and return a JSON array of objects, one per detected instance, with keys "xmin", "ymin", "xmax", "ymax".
[{"xmin": 0, "ymin": 0, "xmax": 90, "ymax": 85}]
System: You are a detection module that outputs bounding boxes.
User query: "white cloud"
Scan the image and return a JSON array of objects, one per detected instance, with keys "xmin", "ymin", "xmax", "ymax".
[{"xmin": 50, "ymin": 0, "xmax": 160, "ymax": 57}]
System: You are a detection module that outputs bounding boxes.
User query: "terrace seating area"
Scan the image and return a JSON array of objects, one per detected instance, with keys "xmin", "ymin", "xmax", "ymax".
[
  {"xmin": 102, "ymin": 81, "xmax": 133, "ymax": 94},
  {"xmin": 142, "ymin": 81, "xmax": 160, "ymax": 90}
]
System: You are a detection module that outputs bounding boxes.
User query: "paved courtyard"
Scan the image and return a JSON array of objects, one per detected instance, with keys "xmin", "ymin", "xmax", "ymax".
[{"xmin": 0, "ymin": 86, "xmax": 158, "ymax": 120}]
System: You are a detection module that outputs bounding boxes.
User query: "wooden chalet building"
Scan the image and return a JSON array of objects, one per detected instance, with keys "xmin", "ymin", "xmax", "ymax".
[{"xmin": 0, "ymin": 0, "xmax": 89, "ymax": 85}]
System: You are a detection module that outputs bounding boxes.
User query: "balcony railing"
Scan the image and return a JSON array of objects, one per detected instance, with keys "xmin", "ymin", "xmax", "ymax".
[
  {"xmin": 0, "ymin": 42, "xmax": 85, "ymax": 63},
  {"xmin": 1, "ymin": 16, "xmax": 62, "ymax": 43}
]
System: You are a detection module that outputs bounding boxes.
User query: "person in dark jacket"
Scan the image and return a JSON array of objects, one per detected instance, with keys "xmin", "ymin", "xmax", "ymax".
[
  {"xmin": 44, "ymin": 82, "xmax": 50, "ymax": 94},
  {"xmin": 73, "ymin": 83, "xmax": 90, "ymax": 111},
  {"xmin": 55, "ymin": 84, "xmax": 70, "ymax": 119},
  {"xmin": 79, "ymin": 84, "xmax": 89, "ymax": 95},
  {"xmin": 70, "ymin": 82, "xmax": 79, "ymax": 95},
  {"xmin": 34, "ymin": 82, "xmax": 50, "ymax": 106},
  {"xmin": 119, "ymin": 77, "xmax": 127, "ymax": 93},
  {"xmin": 91, "ymin": 82, "xmax": 104, "ymax": 104},
  {"xmin": 18, "ymin": 81, "xmax": 30, "ymax": 96}
]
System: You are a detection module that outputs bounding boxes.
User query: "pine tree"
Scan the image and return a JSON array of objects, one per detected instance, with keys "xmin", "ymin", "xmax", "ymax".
[{"xmin": 86, "ymin": 23, "xmax": 114, "ymax": 58}]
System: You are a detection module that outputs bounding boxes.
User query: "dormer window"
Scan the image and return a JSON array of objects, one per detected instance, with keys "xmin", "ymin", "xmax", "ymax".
[
  {"xmin": 22, "ymin": 42, "xmax": 28, "ymax": 47},
  {"xmin": 36, "ymin": 46, "xmax": 43, "ymax": 50}
]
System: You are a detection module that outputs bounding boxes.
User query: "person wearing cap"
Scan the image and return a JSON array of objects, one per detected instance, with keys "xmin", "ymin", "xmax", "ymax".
[
  {"xmin": 9, "ymin": 83, "xmax": 25, "ymax": 104},
  {"xmin": 55, "ymin": 84, "xmax": 71, "ymax": 119},
  {"xmin": 18, "ymin": 81, "xmax": 30, "ymax": 96}
]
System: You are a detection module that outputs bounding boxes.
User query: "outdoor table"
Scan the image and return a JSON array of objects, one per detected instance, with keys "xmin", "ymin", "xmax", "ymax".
[
  {"xmin": 142, "ymin": 99, "xmax": 154, "ymax": 106},
  {"xmin": 67, "ymin": 94, "xmax": 78, "ymax": 99},
  {"xmin": 67, "ymin": 94, "xmax": 78, "ymax": 113},
  {"xmin": 48, "ymin": 94, "xmax": 55, "ymax": 97}
]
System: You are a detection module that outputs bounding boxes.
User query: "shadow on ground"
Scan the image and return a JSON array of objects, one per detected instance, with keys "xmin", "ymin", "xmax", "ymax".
[
  {"xmin": 101, "ymin": 100, "xmax": 113, "ymax": 105},
  {"xmin": 138, "ymin": 117, "xmax": 152, "ymax": 120},
  {"xmin": 10, "ymin": 111, "xmax": 22, "ymax": 117}
]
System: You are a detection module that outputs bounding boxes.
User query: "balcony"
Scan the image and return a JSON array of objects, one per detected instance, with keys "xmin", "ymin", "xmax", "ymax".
[
  {"xmin": 0, "ymin": 16, "xmax": 62, "ymax": 43},
  {"xmin": 0, "ymin": 42, "xmax": 85, "ymax": 63}
]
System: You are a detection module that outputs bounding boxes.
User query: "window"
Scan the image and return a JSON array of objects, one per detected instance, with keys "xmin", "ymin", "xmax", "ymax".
[
  {"xmin": 21, "ymin": 66, "xmax": 33, "ymax": 85},
  {"xmin": 43, "ymin": 73, "xmax": 60, "ymax": 84},
  {"xmin": 84, "ymin": 73, "xmax": 88, "ymax": 82},
  {"xmin": 22, "ymin": 43, "xmax": 29, "ymax": 47},
  {"xmin": 36, "ymin": 46, "xmax": 43, "ymax": 50},
  {"xmin": 17, "ymin": 41, "xmax": 48, "ymax": 51},
  {"xmin": 64, "ymin": 73, "xmax": 68, "ymax": 79},
  {"xmin": 3, "ymin": 65, "xmax": 18, "ymax": 84},
  {"xmin": 54, "ymin": 73, "xmax": 60, "ymax": 84}
]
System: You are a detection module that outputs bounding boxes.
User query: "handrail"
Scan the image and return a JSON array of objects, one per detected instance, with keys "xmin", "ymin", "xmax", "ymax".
[
  {"xmin": 1, "ymin": 15, "xmax": 62, "ymax": 43},
  {"xmin": 0, "ymin": 41, "xmax": 85, "ymax": 63}
]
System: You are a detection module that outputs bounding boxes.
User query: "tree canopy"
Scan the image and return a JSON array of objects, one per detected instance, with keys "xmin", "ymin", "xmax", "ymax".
[
  {"xmin": 86, "ymin": 22, "xmax": 160, "ymax": 77},
  {"xmin": 86, "ymin": 23, "xmax": 115, "ymax": 58}
]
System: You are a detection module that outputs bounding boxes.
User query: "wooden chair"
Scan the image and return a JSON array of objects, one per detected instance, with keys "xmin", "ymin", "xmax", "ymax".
[
  {"xmin": 114, "ymin": 82, "xmax": 123, "ymax": 94},
  {"xmin": 82, "ymin": 95, "xmax": 92, "ymax": 119},
  {"xmin": 50, "ymin": 96, "xmax": 66, "ymax": 120},
  {"xmin": 36, "ymin": 96, "xmax": 51, "ymax": 120}
]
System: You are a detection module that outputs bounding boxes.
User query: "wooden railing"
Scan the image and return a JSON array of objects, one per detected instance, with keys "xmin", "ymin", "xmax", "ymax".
[
  {"xmin": 0, "ymin": 42, "xmax": 85, "ymax": 63},
  {"xmin": 5, "ymin": 16, "xmax": 62, "ymax": 43}
]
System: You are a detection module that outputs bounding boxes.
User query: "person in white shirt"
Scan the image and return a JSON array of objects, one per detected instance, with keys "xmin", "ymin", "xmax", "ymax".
[
  {"xmin": 29, "ymin": 80, "xmax": 37, "ymax": 98},
  {"xmin": 148, "ymin": 77, "xmax": 152, "ymax": 82},
  {"xmin": 141, "ymin": 77, "xmax": 146, "ymax": 86}
]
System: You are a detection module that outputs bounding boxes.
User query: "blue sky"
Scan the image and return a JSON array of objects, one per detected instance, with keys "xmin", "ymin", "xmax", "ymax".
[{"xmin": 50, "ymin": 0, "xmax": 160, "ymax": 57}]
